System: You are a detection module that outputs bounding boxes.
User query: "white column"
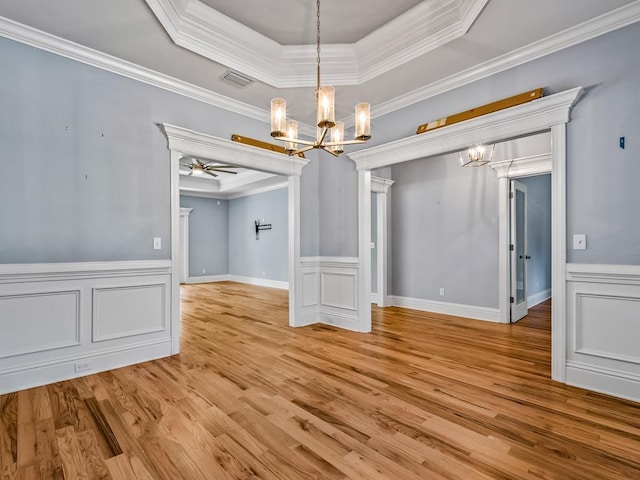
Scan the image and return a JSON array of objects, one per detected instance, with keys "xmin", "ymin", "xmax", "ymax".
[
  {"xmin": 288, "ymin": 175, "xmax": 301, "ymax": 327},
  {"xmin": 551, "ymin": 123, "xmax": 567, "ymax": 382},
  {"xmin": 358, "ymin": 170, "xmax": 372, "ymax": 332},
  {"xmin": 170, "ymin": 149, "xmax": 182, "ymax": 354}
]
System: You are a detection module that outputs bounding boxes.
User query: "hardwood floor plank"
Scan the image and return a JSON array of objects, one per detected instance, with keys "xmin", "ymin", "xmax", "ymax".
[{"xmin": 1, "ymin": 285, "xmax": 640, "ymax": 479}]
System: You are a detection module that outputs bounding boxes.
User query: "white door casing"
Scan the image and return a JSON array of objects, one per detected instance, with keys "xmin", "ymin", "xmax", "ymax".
[
  {"xmin": 179, "ymin": 208, "xmax": 193, "ymax": 284},
  {"xmin": 161, "ymin": 124, "xmax": 309, "ymax": 353},
  {"xmin": 349, "ymin": 87, "xmax": 584, "ymax": 383},
  {"xmin": 371, "ymin": 176, "xmax": 394, "ymax": 307}
]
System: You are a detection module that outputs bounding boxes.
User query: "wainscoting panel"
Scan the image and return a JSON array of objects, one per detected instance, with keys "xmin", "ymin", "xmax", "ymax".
[
  {"xmin": 321, "ymin": 271, "xmax": 357, "ymax": 310},
  {"xmin": 93, "ymin": 283, "xmax": 166, "ymax": 342},
  {"xmin": 566, "ymin": 264, "xmax": 640, "ymax": 403},
  {"xmin": 0, "ymin": 289, "xmax": 80, "ymax": 359},
  {"xmin": 0, "ymin": 260, "xmax": 172, "ymax": 395},
  {"xmin": 299, "ymin": 257, "xmax": 360, "ymax": 331},
  {"xmin": 302, "ymin": 271, "xmax": 319, "ymax": 308}
]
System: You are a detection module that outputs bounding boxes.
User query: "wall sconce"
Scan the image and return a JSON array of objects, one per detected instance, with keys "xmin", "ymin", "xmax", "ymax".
[
  {"xmin": 459, "ymin": 144, "xmax": 494, "ymax": 167},
  {"xmin": 255, "ymin": 220, "xmax": 272, "ymax": 240}
]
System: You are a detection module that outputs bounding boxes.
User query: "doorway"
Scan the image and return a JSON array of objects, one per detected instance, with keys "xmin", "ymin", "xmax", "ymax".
[{"xmin": 510, "ymin": 174, "xmax": 552, "ymax": 322}]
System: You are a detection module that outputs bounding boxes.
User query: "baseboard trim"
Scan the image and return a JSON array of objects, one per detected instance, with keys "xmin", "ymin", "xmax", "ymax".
[
  {"xmin": 228, "ymin": 275, "xmax": 289, "ymax": 290},
  {"xmin": 186, "ymin": 275, "xmax": 230, "ymax": 284},
  {"xmin": 527, "ymin": 288, "xmax": 551, "ymax": 308},
  {"xmin": 0, "ymin": 339, "xmax": 172, "ymax": 395},
  {"xmin": 566, "ymin": 361, "xmax": 640, "ymax": 404},
  {"xmin": 389, "ymin": 295, "xmax": 501, "ymax": 323},
  {"xmin": 371, "ymin": 292, "xmax": 381, "ymax": 304},
  {"xmin": 319, "ymin": 311, "xmax": 361, "ymax": 332}
]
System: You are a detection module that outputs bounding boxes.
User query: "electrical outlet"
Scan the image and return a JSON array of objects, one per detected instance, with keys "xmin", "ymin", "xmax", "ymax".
[
  {"xmin": 75, "ymin": 362, "xmax": 91, "ymax": 372},
  {"xmin": 439, "ymin": 288, "xmax": 445, "ymax": 296},
  {"xmin": 153, "ymin": 237, "xmax": 162, "ymax": 250},
  {"xmin": 202, "ymin": 268, "xmax": 206, "ymax": 274}
]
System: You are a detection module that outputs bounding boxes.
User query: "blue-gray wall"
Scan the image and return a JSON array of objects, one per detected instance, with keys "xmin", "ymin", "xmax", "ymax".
[
  {"xmin": 390, "ymin": 154, "xmax": 499, "ymax": 308},
  {"xmin": 0, "ymin": 37, "xmax": 276, "ymax": 263},
  {"xmin": 519, "ymin": 175, "xmax": 552, "ymax": 299},
  {"xmin": 228, "ymin": 188, "xmax": 288, "ymax": 281},
  {"xmin": 180, "ymin": 195, "xmax": 229, "ymax": 277},
  {"xmin": 354, "ymin": 22, "xmax": 640, "ymax": 266}
]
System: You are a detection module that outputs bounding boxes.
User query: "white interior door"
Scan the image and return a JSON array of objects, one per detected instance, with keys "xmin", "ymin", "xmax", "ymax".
[{"xmin": 510, "ymin": 180, "xmax": 528, "ymax": 322}]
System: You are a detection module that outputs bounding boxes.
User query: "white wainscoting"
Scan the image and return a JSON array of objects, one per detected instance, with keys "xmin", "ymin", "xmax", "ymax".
[
  {"xmin": 566, "ymin": 264, "xmax": 640, "ymax": 403},
  {"xmin": 299, "ymin": 257, "xmax": 361, "ymax": 331},
  {"xmin": 389, "ymin": 295, "xmax": 501, "ymax": 323},
  {"xmin": 0, "ymin": 260, "xmax": 172, "ymax": 395}
]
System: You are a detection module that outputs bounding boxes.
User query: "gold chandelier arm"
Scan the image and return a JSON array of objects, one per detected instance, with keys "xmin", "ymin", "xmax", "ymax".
[
  {"xmin": 275, "ymin": 136, "xmax": 316, "ymax": 147},
  {"xmin": 323, "ymin": 139, "xmax": 367, "ymax": 147},
  {"xmin": 319, "ymin": 146, "xmax": 340, "ymax": 157},
  {"xmin": 290, "ymin": 145, "xmax": 316, "ymax": 156},
  {"xmin": 317, "ymin": 127, "xmax": 329, "ymax": 144}
]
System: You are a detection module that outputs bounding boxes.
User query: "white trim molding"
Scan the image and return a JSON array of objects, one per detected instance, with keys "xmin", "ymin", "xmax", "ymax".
[
  {"xmin": 227, "ymin": 275, "xmax": 289, "ymax": 290},
  {"xmin": 349, "ymin": 88, "xmax": 584, "ymax": 171},
  {"xmin": 186, "ymin": 275, "xmax": 230, "ymax": 284},
  {"xmin": 527, "ymin": 288, "xmax": 552, "ymax": 309},
  {"xmin": 144, "ymin": 0, "xmax": 488, "ymax": 88},
  {"xmin": 370, "ymin": 176, "xmax": 395, "ymax": 308},
  {"xmin": 565, "ymin": 263, "xmax": 640, "ymax": 403},
  {"xmin": 0, "ymin": 16, "xmax": 268, "ymax": 123},
  {"xmin": 370, "ymin": 1, "xmax": 640, "ymax": 120},
  {"xmin": 390, "ymin": 296, "xmax": 501, "ymax": 323},
  {"xmin": 0, "ymin": 260, "xmax": 172, "ymax": 395},
  {"xmin": 490, "ymin": 153, "xmax": 552, "ymax": 179},
  {"xmin": 298, "ymin": 257, "xmax": 364, "ymax": 332},
  {"xmin": 162, "ymin": 124, "xmax": 308, "ymax": 176}
]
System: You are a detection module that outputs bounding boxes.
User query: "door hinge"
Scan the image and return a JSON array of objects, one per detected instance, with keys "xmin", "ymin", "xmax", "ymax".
[
  {"xmin": 510, "ymin": 296, "xmax": 514, "ymax": 304},
  {"xmin": 510, "ymin": 191, "xmax": 514, "ymax": 199},
  {"xmin": 510, "ymin": 244, "xmax": 514, "ymax": 251}
]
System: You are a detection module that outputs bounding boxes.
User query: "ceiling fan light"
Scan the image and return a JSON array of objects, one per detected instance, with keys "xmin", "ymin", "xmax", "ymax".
[
  {"xmin": 329, "ymin": 121, "xmax": 344, "ymax": 154},
  {"xmin": 284, "ymin": 120, "xmax": 298, "ymax": 153},
  {"xmin": 355, "ymin": 102, "xmax": 371, "ymax": 141},
  {"xmin": 192, "ymin": 163, "xmax": 204, "ymax": 175},
  {"xmin": 317, "ymin": 86, "xmax": 335, "ymax": 128},
  {"xmin": 271, "ymin": 98, "xmax": 286, "ymax": 137}
]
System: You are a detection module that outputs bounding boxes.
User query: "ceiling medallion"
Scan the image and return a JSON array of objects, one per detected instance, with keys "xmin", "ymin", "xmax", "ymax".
[{"xmin": 270, "ymin": 0, "xmax": 371, "ymax": 157}]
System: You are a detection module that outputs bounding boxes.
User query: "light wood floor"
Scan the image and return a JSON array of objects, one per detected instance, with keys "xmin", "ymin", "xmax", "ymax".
[{"xmin": 2, "ymin": 282, "xmax": 640, "ymax": 479}]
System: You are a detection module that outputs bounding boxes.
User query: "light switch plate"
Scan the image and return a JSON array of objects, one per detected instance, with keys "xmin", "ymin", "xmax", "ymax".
[
  {"xmin": 573, "ymin": 234, "xmax": 586, "ymax": 250},
  {"xmin": 153, "ymin": 237, "xmax": 162, "ymax": 250}
]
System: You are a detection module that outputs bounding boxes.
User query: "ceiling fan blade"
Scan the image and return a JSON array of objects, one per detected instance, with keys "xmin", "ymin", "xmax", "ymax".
[
  {"xmin": 206, "ymin": 169, "xmax": 238, "ymax": 175},
  {"xmin": 204, "ymin": 170, "xmax": 218, "ymax": 178}
]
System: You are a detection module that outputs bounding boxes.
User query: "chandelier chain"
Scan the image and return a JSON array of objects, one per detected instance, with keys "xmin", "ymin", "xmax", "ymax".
[{"xmin": 316, "ymin": 0, "xmax": 321, "ymax": 92}]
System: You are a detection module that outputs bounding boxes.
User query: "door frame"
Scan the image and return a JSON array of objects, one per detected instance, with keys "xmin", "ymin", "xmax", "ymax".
[
  {"xmin": 161, "ymin": 124, "xmax": 309, "ymax": 354},
  {"xmin": 371, "ymin": 176, "xmax": 394, "ymax": 307},
  {"xmin": 349, "ymin": 87, "xmax": 584, "ymax": 383},
  {"xmin": 179, "ymin": 207, "xmax": 193, "ymax": 284}
]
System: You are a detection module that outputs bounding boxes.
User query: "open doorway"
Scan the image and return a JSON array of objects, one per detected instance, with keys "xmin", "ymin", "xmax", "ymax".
[
  {"xmin": 510, "ymin": 174, "xmax": 552, "ymax": 322},
  {"xmin": 177, "ymin": 161, "xmax": 289, "ymax": 289}
]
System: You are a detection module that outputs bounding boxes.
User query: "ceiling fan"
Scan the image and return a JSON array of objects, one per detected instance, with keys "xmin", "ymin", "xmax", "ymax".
[{"xmin": 180, "ymin": 157, "xmax": 239, "ymax": 177}]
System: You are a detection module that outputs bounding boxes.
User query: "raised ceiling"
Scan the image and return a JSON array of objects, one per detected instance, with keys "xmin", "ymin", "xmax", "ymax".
[
  {"xmin": 0, "ymin": 0, "xmax": 638, "ymax": 129},
  {"xmin": 199, "ymin": 0, "xmax": 424, "ymax": 45}
]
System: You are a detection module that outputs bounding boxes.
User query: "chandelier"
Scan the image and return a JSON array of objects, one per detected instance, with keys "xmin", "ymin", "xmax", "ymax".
[
  {"xmin": 270, "ymin": 0, "xmax": 371, "ymax": 157},
  {"xmin": 459, "ymin": 144, "xmax": 495, "ymax": 167}
]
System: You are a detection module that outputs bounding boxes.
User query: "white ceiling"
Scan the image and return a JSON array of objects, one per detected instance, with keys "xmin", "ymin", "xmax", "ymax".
[{"xmin": 0, "ymin": 0, "xmax": 638, "ymax": 193}]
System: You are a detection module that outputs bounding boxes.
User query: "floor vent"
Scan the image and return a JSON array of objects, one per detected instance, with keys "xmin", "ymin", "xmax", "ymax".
[{"xmin": 220, "ymin": 69, "xmax": 255, "ymax": 88}]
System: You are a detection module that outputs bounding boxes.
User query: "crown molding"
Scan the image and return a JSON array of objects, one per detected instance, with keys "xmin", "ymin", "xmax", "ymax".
[
  {"xmin": 371, "ymin": 176, "xmax": 395, "ymax": 194},
  {"xmin": 370, "ymin": 0, "xmax": 640, "ymax": 121},
  {"xmin": 144, "ymin": 0, "xmax": 487, "ymax": 87},
  {"xmin": 349, "ymin": 87, "xmax": 584, "ymax": 171},
  {"xmin": 490, "ymin": 153, "xmax": 552, "ymax": 179},
  {"xmin": 0, "ymin": 15, "xmax": 269, "ymax": 123},
  {"xmin": 161, "ymin": 124, "xmax": 309, "ymax": 176}
]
